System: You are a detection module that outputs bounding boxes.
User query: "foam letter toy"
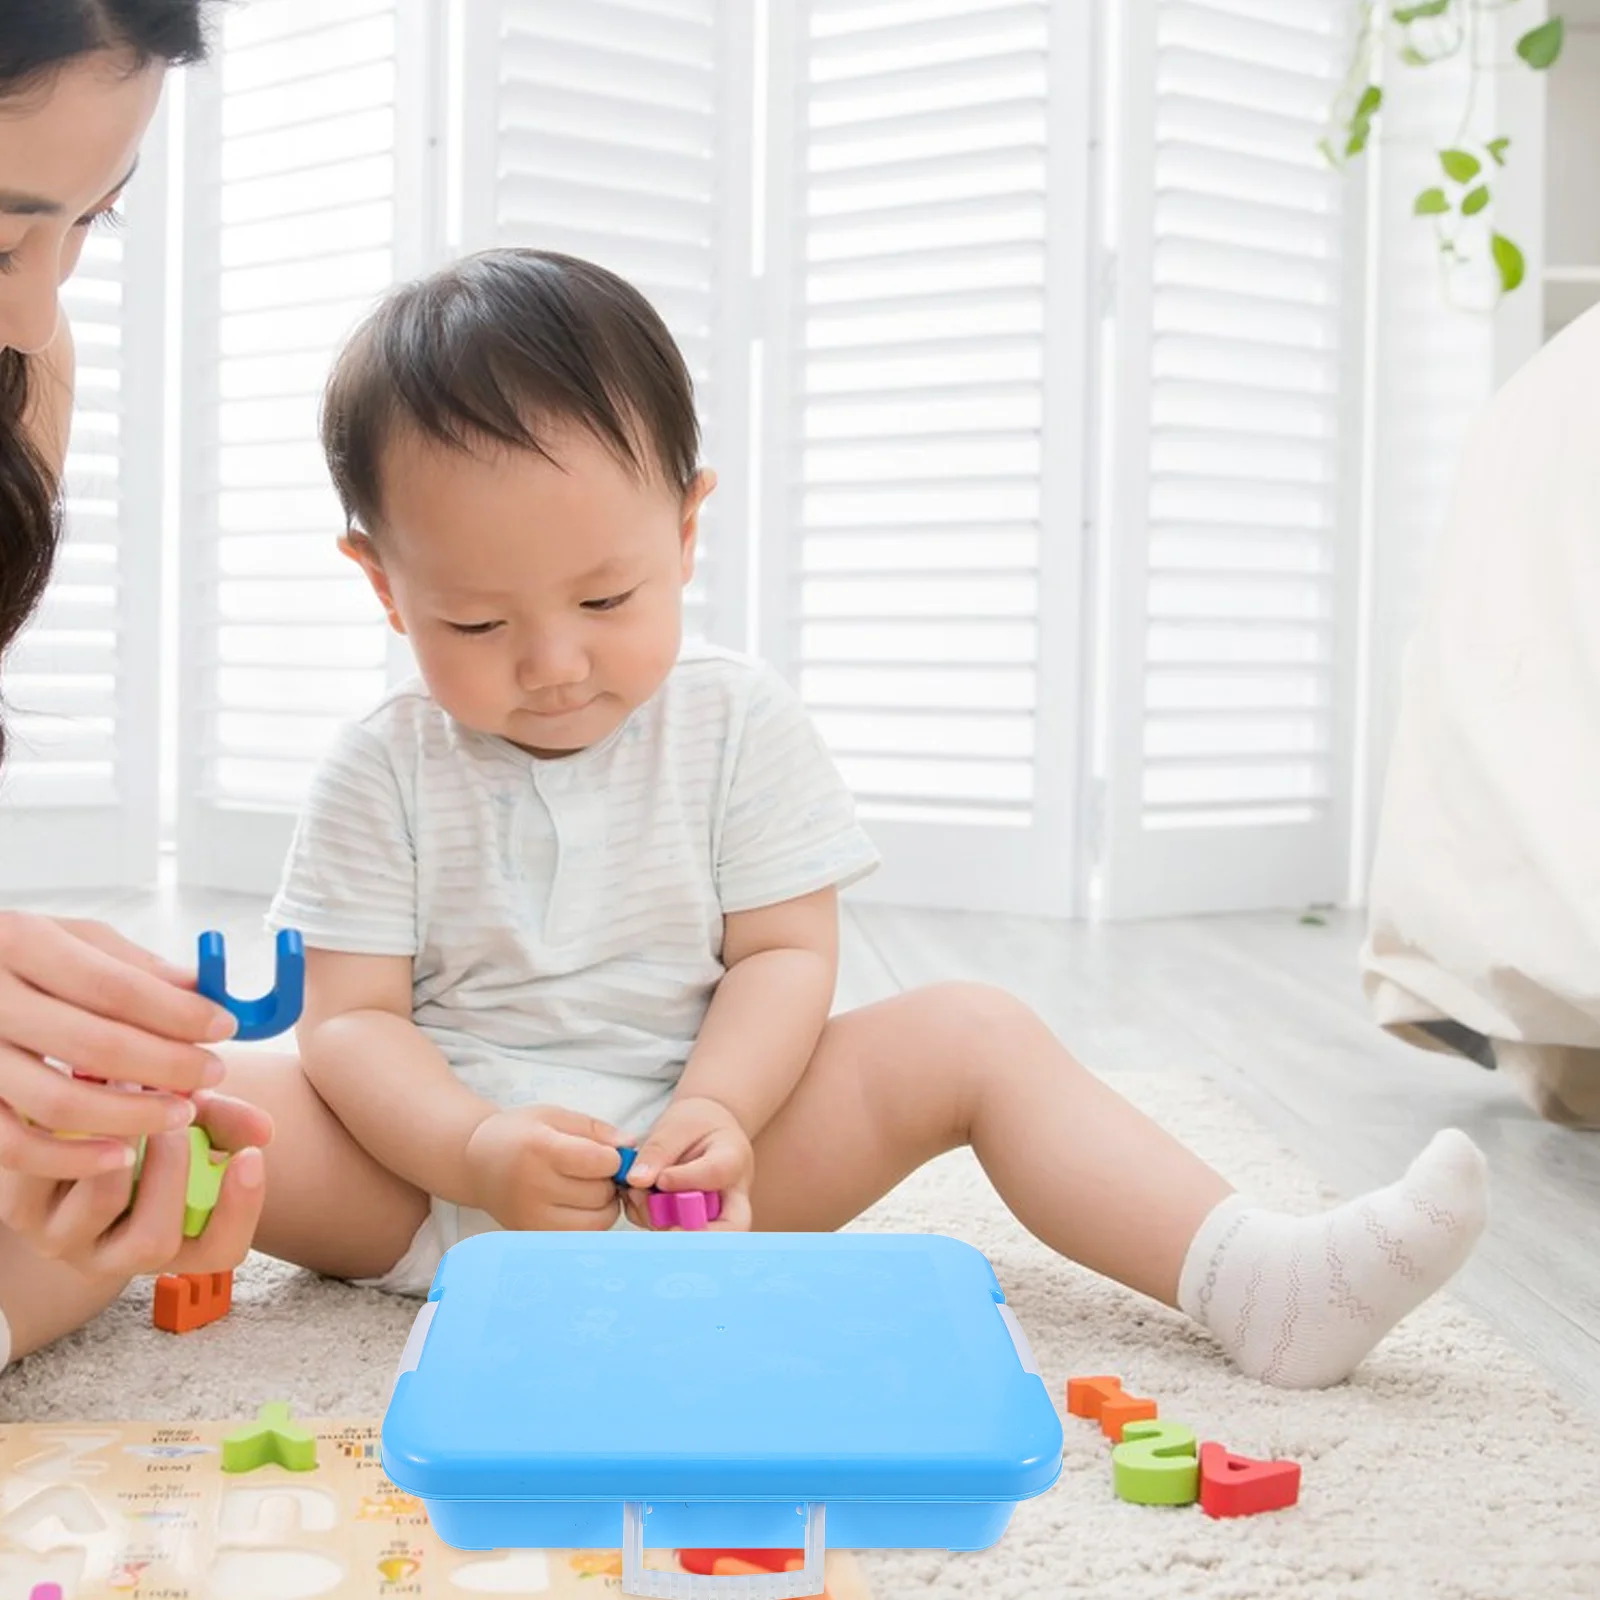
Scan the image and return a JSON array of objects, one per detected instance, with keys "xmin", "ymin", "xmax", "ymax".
[
  {"xmin": 197, "ymin": 928, "xmax": 305, "ymax": 1041},
  {"xmin": 1112, "ymin": 1420, "xmax": 1199, "ymax": 1506},
  {"xmin": 153, "ymin": 1270, "xmax": 233, "ymax": 1335},
  {"xmin": 1066, "ymin": 1374, "xmax": 1159, "ymax": 1440},
  {"xmin": 1066, "ymin": 1374, "xmax": 1126, "ymax": 1418},
  {"xmin": 182, "ymin": 1126, "xmax": 226, "ymax": 1238},
  {"xmin": 130, "ymin": 1126, "xmax": 229, "ymax": 1242},
  {"xmin": 647, "ymin": 1188, "xmax": 722, "ymax": 1230},
  {"xmin": 680, "ymin": 1551, "xmax": 800, "ymax": 1576},
  {"xmin": 221, "ymin": 1402, "xmax": 318, "ymax": 1474},
  {"xmin": 1198, "ymin": 1441, "xmax": 1301, "ymax": 1518}
]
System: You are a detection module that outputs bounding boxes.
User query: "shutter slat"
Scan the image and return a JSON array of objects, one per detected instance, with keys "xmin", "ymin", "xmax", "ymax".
[
  {"xmin": 180, "ymin": 0, "xmax": 401, "ymax": 846},
  {"xmin": 489, "ymin": 0, "xmax": 727, "ymax": 644},
  {"xmin": 1096, "ymin": 0, "xmax": 1356, "ymax": 915},
  {"xmin": 808, "ymin": 49, "xmax": 1045, "ymax": 108}
]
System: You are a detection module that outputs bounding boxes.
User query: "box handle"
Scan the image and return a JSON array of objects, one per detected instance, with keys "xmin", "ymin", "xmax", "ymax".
[{"xmin": 621, "ymin": 1501, "xmax": 827, "ymax": 1599}]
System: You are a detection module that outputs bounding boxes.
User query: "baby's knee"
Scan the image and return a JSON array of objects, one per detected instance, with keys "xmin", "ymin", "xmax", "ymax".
[{"xmin": 909, "ymin": 980, "xmax": 1054, "ymax": 1057}]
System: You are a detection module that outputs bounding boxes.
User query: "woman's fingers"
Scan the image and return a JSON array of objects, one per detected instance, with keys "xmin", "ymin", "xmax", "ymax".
[
  {"xmin": 0, "ymin": 1050, "xmax": 199, "ymax": 1144},
  {"xmin": 0, "ymin": 983, "xmax": 228, "ymax": 1097},
  {"xmin": 0, "ymin": 1165, "xmax": 64, "ymax": 1239},
  {"xmin": 0, "ymin": 912, "xmax": 236, "ymax": 1076},
  {"xmin": 166, "ymin": 1145, "xmax": 265, "ymax": 1275},
  {"xmin": 191, "ymin": 1089, "xmax": 275, "ymax": 1154},
  {"xmin": 38, "ymin": 1165, "xmax": 139, "ymax": 1266},
  {"xmin": 85, "ymin": 1128, "xmax": 192, "ymax": 1278},
  {"xmin": 53, "ymin": 917, "xmax": 197, "ymax": 988},
  {"xmin": 0, "ymin": 1076, "xmax": 137, "ymax": 1179}
]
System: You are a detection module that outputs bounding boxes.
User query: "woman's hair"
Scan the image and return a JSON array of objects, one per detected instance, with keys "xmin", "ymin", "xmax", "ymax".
[
  {"xmin": 0, "ymin": 2, "xmax": 210, "ymax": 765},
  {"xmin": 322, "ymin": 248, "xmax": 701, "ymax": 538}
]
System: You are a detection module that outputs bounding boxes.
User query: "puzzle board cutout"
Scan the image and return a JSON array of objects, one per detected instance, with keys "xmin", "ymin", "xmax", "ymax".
[{"xmin": 0, "ymin": 1419, "xmax": 875, "ymax": 1599}]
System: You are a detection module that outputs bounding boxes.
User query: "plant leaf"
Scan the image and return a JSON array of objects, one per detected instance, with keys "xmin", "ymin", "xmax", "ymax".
[
  {"xmin": 1491, "ymin": 231, "xmax": 1526, "ymax": 293},
  {"xmin": 1355, "ymin": 84, "xmax": 1383, "ymax": 118},
  {"xmin": 1440, "ymin": 148, "xmax": 1481, "ymax": 183},
  {"xmin": 1486, "ymin": 136, "xmax": 1511, "ymax": 165},
  {"xmin": 1414, "ymin": 186, "xmax": 1451, "ymax": 215},
  {"xmin": 1346, "ymin": 128, "xmax": 1371, "ymax": 158},
  {"xmin": 1399, "ymin": 44, "xmax": 1431, "ymax": 66},
  {"xmin": 1461, "ymin": 183, "xmax": 1490, "ymax": 216},
  {"xmin": 1517, "ymin": 17, "xmax": 1565, "ymax": 70},
  {"xmin": 1393, "ymin": 0, "xmax": 1450, "ymax": 20}
]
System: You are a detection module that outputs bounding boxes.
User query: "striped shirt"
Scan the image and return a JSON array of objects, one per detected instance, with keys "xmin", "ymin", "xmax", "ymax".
[{"xmin": 267, "ymin": 641, "xmax": 880, "ymax": 1135}]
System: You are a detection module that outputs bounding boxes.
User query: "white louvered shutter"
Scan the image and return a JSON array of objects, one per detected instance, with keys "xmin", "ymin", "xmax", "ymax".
[
  {"xmin": 457, "ymin": 0, "xmax": 751, "ymax": 649},
  {"xmin": 177, "ymin": 0, "xmax": 418, "ymax": 893},
  {"xmin": 0, "ymin": 118, "xmax": 167, "ymax": 893},
  {"xmin": 759, "ymin": 0, "xmax": 1092, "ymax": 915},
  {"xmin": 1095, "ymin": 0, "xmax": 1363, "ymax": 919}
]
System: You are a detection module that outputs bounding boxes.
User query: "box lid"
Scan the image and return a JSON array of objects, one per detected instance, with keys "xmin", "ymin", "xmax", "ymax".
[{"xmin": 381, "ymin": 1231, "xmax": 1062, "ymax": 1505}]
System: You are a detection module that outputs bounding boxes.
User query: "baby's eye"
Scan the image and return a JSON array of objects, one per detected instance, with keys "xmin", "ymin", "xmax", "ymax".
[
  {"xmin": 446, "ymin": 620, "xmax": 504, "ymax": 636},
  {"xmin": 582, "ymin": 589, "xmax": 635, "ymax": 613}
]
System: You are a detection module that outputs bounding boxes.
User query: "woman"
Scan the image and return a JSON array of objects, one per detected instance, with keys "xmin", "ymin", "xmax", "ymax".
[
  {"xmin": 0, "ymin": 3, "xmax": 419, "ymax": 1376},
  {"xmin": 1364, "ymin": 300, "xmax": 1600, "ymax": 1129}
]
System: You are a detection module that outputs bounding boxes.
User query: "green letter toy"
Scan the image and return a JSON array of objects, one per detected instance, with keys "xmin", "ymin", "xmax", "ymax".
[
  {"xmin": 1112, "ymin": 1419, "xmax": 1199, "ymax": 1506},
  {"xmin": 221, "ymin": 1403, "xmax": 318, "ymax": 1474}
]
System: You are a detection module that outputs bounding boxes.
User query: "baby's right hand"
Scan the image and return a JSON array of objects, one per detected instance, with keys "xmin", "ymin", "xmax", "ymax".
[{"xmin": 464, "ymin": 1105, "xmax": 624, "ymax": 1232}]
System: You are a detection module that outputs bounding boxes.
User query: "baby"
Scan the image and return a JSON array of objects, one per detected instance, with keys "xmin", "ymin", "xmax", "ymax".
[{"xmin": 275, "ymin": 247, "xmax": 1488, "ymax": 1389}]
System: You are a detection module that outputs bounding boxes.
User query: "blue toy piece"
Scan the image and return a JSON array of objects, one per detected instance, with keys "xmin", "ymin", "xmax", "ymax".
[
  {"xmin": 383, "ymin": 1232, "xmax": 1063, "ymax": 1570},
  {"xmin": 197, "ymin": 929, "xmax": 305, "ymax": 1041},
  {"xmin": 613, "ymin": 1145, "xmax": 638, "ymax": 1185}
]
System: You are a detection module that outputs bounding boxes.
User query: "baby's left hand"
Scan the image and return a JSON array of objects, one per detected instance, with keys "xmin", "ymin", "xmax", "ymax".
[{"xmin": 626, "ymin": 1095, "xmax": 753, "ymax": 1231}]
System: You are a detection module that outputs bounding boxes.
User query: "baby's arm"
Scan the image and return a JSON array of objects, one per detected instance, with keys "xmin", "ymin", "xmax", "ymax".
[
  {"xmin": 296, "ymin": 949, "xmax": 490, "ymax": 1204},
  {"xmin": 297, "ymin": 950, "xmax": 625, "ymax": 1231},
  {"xmin": 679, "ymin": 886, "xmax": 839, "ymax": 1131},
  {"xmin": 626, "ymin": 887, "xmax": 838, "ymax": 1205}
]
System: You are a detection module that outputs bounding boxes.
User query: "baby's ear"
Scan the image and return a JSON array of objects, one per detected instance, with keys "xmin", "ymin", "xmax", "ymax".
[
  {"xmin": 339, "ymin": 532, "xmax": 407, "ymax": 636},
  {"xmin": 679, "ymin": 470, "xmax": 717, "ymax": 579}
]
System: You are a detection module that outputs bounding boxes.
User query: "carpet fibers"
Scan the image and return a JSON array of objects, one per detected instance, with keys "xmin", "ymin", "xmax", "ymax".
[{"xmin": 4, "ymin": 1072, "xmax": 1592, "ymax": 1599}]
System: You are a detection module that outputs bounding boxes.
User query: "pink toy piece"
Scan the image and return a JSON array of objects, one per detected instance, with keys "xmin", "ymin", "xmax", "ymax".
[
  {"xmin": 646, "ymin": 1189, "xmax": 722, "ymax": 1230},
  {"xmin": 31, "ymin": 1586, "xmax": 64, "ymax": 1600}
]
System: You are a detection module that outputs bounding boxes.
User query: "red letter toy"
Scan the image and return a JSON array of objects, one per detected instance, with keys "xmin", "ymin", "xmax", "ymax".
[{"xmin": 1198, "ymin": 1441, "xmax": 1301, "ymax": 1518}]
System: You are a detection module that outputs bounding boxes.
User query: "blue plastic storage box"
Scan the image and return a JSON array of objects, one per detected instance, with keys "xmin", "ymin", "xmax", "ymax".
[{"xmin": 382, "ymin": 1231, "xmax": 1062, "ymax": 1597}]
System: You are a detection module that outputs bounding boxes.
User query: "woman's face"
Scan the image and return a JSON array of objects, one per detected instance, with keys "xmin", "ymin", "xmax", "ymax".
[{"xmin": 0, "ymin": 51, "xmax": 165, "ymax": 355}]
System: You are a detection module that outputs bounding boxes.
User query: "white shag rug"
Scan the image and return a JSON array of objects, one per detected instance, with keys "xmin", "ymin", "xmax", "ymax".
[{"xmin": 4, "ymin": 1072, "xmax": 1593, "ymax": 1599}]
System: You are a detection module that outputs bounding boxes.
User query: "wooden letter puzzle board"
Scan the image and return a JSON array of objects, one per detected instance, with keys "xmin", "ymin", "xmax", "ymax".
[{"xmin": 0, "ymin": 1419, "xmax": 875, "ymax": 1599}]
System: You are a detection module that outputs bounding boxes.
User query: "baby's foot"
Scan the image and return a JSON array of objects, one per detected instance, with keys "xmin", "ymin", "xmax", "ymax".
[{"xmin": 1177, "ymin": 1129, "xmax": 1488, "ymax": 1388}]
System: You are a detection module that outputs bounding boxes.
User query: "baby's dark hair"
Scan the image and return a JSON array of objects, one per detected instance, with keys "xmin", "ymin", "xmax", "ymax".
[{"xmin": 321, "ymin": 249, "xmax": 701, "ymax": 535}]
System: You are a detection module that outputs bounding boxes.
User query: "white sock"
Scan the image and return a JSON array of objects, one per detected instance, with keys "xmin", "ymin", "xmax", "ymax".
[{"xmin": 1177, "ymin": 1128, "xmax": 1488, "ymax": 1388}]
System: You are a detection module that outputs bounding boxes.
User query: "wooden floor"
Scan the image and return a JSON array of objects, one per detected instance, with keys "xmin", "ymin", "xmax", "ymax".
[{"xmin": 17, "ymin": 881, "xmax": 1600, "ymax": 1417}]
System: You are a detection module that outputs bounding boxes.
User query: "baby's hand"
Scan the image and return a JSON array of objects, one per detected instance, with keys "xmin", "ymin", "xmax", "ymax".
[
  {"xmin": 464, "ymin": 1105, "xmax": 623, "ymax": 1232},
  {"xmin": 625, "ymin": 1096, "xmax": 754, "ymax": 1231}
]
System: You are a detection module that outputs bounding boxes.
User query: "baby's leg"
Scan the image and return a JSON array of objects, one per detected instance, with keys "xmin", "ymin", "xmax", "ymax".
[
  {"xmin": 751, "ymin": 982, "xmax": 1487, "ymax": 1388},
  {"xmin": 221, "ymin": 1050, "xmax": 430, "ymax": 1281}
]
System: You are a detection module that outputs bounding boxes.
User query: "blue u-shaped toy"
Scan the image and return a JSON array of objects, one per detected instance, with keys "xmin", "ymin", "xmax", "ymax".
[{"xmin": 197, "ymin": 928, "xmax": 305, "ymax": 1041}]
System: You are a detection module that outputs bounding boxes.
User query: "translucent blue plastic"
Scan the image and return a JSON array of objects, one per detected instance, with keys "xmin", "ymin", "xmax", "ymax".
[{"xmin": 382, "ymin": 1231, "xmax": 1062, "ymax": 1553}]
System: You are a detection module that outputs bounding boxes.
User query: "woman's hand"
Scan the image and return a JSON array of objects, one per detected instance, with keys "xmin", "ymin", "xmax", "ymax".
[
  {"xmin": 0, "ymin": 911, "xmax": 239, "ymax": 1180},
  {"xmin": 0, "ymin": 1090, "xmax": 270, "ymax": 1279},
  {"xmin": 0, "ymin": 911, "xmax": 270, "ymax": 1278}
]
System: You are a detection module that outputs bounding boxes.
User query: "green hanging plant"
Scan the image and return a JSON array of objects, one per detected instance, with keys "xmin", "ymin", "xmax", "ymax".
[{"xmin": 1322, "ymin": 2, "xmax": 1566, "ymax": 304}]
